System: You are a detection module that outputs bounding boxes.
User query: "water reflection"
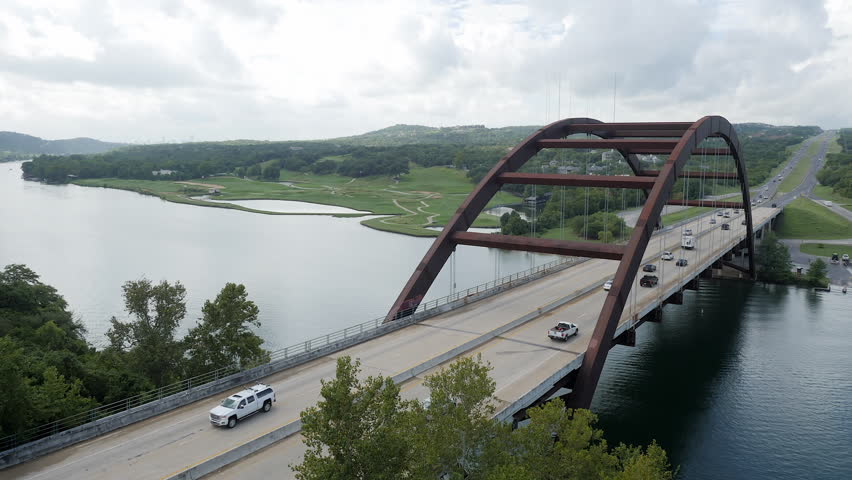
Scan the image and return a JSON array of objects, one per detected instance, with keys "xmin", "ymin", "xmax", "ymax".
[{"xmin": 0, "ymin": 162, "xmax": 556, "ymax": 351}]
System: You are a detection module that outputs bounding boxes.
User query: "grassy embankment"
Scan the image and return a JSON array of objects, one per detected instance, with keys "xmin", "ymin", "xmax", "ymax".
[
  {"xmin": 74, "ymin": 166, "xmax": 519, "ymax": 237},
  {"xmin": 776, "ymin": 197, "xmax": 852, "ymax": 239},
  {"xmin": 812, "ymin": 185, "xmax": 852, "ymax": 207},
  {"xmin": 777, "ymin": 140, "xmax": 821, "ymax": 193},
  {"xmin": 799, "ymin": 243, "xmax": 852, "ymax": 258}
]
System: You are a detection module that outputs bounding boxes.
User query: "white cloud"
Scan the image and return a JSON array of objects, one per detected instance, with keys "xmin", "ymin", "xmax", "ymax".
[{"xmin": 0, "ymin": 0, "xmax": 849, "ymax": 142}]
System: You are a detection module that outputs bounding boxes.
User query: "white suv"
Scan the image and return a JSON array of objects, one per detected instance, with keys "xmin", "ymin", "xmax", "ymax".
[{"xmin": 209, "ymin": 383, "xmax": 276, "ymax": 428}]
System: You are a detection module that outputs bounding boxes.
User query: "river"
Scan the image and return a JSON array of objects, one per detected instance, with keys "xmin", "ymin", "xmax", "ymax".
[
  {"xmin": 3, "ymin": 162, "xmax": 851, "ymax": 478},
  {"xmin": 0, "ymin": 162, "xmax": 554, "ymax": 350},
  {"xmin": 593, "ymin": 280, "xmax": 852, "ymax": 479}
]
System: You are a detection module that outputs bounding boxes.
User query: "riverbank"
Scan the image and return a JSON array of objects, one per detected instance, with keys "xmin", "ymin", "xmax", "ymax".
[{"xmin": 72, "ymin": 165, "xmax": 520, "ymax": 236}]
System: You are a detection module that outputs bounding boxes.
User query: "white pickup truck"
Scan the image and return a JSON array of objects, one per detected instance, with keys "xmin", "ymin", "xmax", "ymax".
[
  {"xmin": 209, "ymin": 383, "xmax": 276, "ymax": 428},
  {"xmin": 547, "ymin": 321, "xmax": 578, "ymax": 341}
]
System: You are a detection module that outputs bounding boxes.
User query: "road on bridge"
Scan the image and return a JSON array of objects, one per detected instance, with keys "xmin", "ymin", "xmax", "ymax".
[{"xmin": 2, "ymin": 208, "xmax": 777, "ymax": 480}]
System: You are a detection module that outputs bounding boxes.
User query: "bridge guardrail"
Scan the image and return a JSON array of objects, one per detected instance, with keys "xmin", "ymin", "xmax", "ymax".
[{"xmin": 0, "ymin": 254, "xmax": 578, "ymax": 456}]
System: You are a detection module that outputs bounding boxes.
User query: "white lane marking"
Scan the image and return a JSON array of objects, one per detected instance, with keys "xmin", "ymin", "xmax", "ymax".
[{"xmin": 23, "ymin": 414, "xmax": 201, "ymax": 479}]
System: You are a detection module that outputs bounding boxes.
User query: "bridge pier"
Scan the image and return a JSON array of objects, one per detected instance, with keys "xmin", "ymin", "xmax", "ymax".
[
  {"xmin": 684, "ymin": 277, "xmax": 700, "ymax": 291},
  {"xmin": 612, "ymin": 327, "xmax": 637, "ymax": 347},
  {"xmin": 664, "ymin": 290, "xmax": 684, "ymax": 305}
]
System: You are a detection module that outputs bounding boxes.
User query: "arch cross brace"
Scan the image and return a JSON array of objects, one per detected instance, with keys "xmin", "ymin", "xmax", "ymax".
[{"xmin": 384, "ymin": 116, "xmax": 756, "ymax": 409}]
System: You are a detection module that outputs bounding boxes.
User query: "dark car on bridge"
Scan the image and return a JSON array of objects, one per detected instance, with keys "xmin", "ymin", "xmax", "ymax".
[
  {"xmin": 676, "ymin": 258, "xmax": 688, "ymax": 267},
  {"xmin": 642, "ymin": 264, "xmax": 657, "ymax": 272},
  {"xmin": 640, "ymin": 275, "xmax": 659, "ymax": 287},
  {"xmin": 721, "ymin": 223, "xmax": 730, "ymax": 230}
]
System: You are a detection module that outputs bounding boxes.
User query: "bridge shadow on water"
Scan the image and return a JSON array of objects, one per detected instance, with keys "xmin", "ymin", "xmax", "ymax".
[{"xmin": 590, "ymin": 279, "xmax": 792, "ymax": 469}]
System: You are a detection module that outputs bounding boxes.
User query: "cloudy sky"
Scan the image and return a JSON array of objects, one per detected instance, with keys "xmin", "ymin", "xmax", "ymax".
[{"xmin": 0, "ymin": 0, "xmax": 849, "ymax": 142}]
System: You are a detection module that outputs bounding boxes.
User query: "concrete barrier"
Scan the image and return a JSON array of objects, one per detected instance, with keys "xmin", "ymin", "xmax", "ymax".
[{"xmin": 166, "ymin": 419, "xmax": 303, "ymax": 480}]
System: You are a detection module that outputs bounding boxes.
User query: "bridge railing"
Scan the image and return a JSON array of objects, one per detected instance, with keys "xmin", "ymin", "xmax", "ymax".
[{"xmin": 0, "ymin": 255, "xmax": 577, "ymax": 453}]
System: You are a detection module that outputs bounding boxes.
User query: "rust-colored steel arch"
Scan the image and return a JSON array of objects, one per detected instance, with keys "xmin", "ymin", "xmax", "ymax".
[{"xmin": 384, "ymin": 115, "xmax": 755, "ymax": 409}]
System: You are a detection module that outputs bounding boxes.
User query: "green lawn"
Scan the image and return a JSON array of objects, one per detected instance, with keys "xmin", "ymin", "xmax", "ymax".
[
  {"xmin": 74, "ymin": 166, "xmax": 519, "ymax": 237},
  {"xmin": 778, "ymin": 141, "xmax": 821, "ymax": 193},
  {"xmin": 812, "ymin": 184, "xmax": 852, "ymax": 207},
  {"xmin": 776, "ymin": 197, "xmax": 852, "ymax": 239},
  {"xmin": 799, "ymin": 242, "xmax": 852, "ymax": 258}
]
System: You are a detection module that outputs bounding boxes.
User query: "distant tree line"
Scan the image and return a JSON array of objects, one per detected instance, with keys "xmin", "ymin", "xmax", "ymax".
[
  {"xmin": 20, "ymin": 142, "xmax": 500, "ymax": 183},
  {"xmin": 816, "ymin": 128, "xmax": 852, "ymax": 198},
  {"xmin": 0, "ymin": 264, "xmax": 268, "ymax": 440},
  {"xmin": 19, "ymin": 124, "xmax": 821, "ymax": 194}
]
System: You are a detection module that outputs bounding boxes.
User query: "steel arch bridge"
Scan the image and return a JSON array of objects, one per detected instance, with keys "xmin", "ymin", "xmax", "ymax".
[{"xmin": 385, "ymin": 115, "xmax": 756, "ymax": 409}]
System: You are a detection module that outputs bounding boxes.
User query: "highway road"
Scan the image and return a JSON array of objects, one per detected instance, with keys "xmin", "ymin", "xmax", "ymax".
[{"xmin": 0, "ymin": 205, "xmax": 775, "ymax": 480}]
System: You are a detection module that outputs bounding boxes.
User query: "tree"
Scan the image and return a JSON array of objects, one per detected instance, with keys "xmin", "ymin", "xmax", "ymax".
[
  {"xmin": 106, "ymin": 278, "xmax": 186, "ymax": 386},
  {"xmin": 502, "ymin": 211, "xmax": 531, "ymax": 236},
  {"xmin": 0, "ymin": 337, "xmax": 31, "ymax": 436},
  {"xmin": 293, "ymin": 356, "xmax": 412, "ymax": 480},
  {"xmin": 805, "ymin": 258, "xmax": 829, "ymax": 287},
  {"xmin": 481, "ymin": 399, "xmax": 673, "ymax": 480},
  {"xmin": 246, "ymin": 163, "xmax": 262, "ymax": 178},
  {"xmin": 183, "ymin": 283, "xmax": 269, "ymax": 376},
  {"xmin": 262, "ymin": 164, "xmax": 280, "ymax": 180},
  {"xmin": 408, "ymin": 354, "xmax": 497, "ymax": 478},
  {"xmin": 29, "ymin": 366, "xmax": 98, "ymax": 425},
  {"xmin": 755, "ymin": 232, "xmax": 794, "ymax": 283}
]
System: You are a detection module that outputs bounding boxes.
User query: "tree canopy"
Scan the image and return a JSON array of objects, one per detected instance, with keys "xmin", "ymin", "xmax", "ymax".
[
  {"xmin": 294, "ymin": 354, "xmax": 674, "ymax": 479},
  {"xmin": 0, "ymin": 264, "xmax": 269, "ymax": 441}
]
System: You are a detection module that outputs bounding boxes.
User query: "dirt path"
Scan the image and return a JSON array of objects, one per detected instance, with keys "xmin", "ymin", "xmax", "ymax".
[{"xmin": 175, "ymin": 181, "xmax": 226, "ymax": 189}]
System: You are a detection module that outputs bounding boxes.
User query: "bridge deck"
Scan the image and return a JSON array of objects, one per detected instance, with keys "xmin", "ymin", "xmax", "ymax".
[{"xmin": 4, "ymin": 207, "xmax": 778, "ymax": 480}]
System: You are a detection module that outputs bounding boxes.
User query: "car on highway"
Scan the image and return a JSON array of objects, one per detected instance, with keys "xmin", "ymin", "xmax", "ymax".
[
  {"xmin": 676, "ymin": 258, "xmax": 688, "ymax": 267},
  {"xmin": 751, "ymin": 200, "xmax": 756, "ymax": 206},
  {"xmin": 772, "ymin": 203, "xmax": 777, "ymax": 207},
  {"xmin": 684, "ymin": 229, "xmax": 693, "ymax": 235},
  {"xmin": 548, "ymin": 321, "xmax": 578, "ymax": 341},
  {"xmin": 733, "ymin": 209, "xmax": 739, "ymax": 214},
  {"xmin": 723, "ymin": 211, "xmax": 731, "ymax": 218},
  {"xmin": 209, "ymin": 384, "xmax": 276, "ymax": 428},
  {"xmin": 661, "ymin": 251, "xmax": 674, "ymax": 261},
  {"xmin": 721, "ymin": 223, "xmax": 730, "ymax": 230},
  {"xmin": 603, "ymin": 279, "xmax": 613, "ymax": 291},
  {"xmin": 640, "ymin": 275, "xmax": 659, "ymax": 287},
  {"xmin": 716, "ymin": 210, "xmax": 724, "ymax": 216},
  {"xmin": 710, "ymin": 217, "xmax": 717, "ymax": 224},
  {"xmin": 642, "ymin": 263, "xmax": 657, "ymax": 272}
]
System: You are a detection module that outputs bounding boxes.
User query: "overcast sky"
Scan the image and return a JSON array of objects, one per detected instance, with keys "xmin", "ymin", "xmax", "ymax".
[{"xmin": 0, "ymin": 0, "xmax": 850, "ymax": 143}]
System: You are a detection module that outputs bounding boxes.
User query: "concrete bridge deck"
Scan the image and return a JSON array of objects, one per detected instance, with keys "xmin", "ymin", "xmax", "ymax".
[{"xmin": 2, "ymin": 207, "xmax": 778, "ymax": 480}]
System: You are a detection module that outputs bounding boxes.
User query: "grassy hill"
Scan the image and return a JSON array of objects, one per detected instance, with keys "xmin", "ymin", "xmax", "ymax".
[
  {"xmin": 0, "ymin": 131, "xmax": 124, "ymax": 158},
  {"xmin": 329, "ymin": 124, "xmax": 538, "ymax": 146}
]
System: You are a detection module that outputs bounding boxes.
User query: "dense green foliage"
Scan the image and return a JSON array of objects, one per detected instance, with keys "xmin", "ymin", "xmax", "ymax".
[
  {"xmin": 0, "ymin": 264, "xmax": 268, "ymax": 440},
  {"xmin": 182, "ymin": 283, "xmax": 270, "ymax": 376},
  {"xmin": 756, "ymin": 232, "xmax": 795, "ymax": 283},
  {"xmin": 816, "ymin": 128, "xmax": 852, "ymax": 198},
  {"xmin": 19, "ymin": 123, "xmax": 820, "ymax": 190},
  {"xmin": 755, "ymin": 233, "xmax": 828, "ymax": 287},
  {"xmin": 294, "ymin": 355, "xmax": 674, "ymax": 479},
  {"xmin": 500, "ymin": 189, "xmax": 630, "ymax": 242}
]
